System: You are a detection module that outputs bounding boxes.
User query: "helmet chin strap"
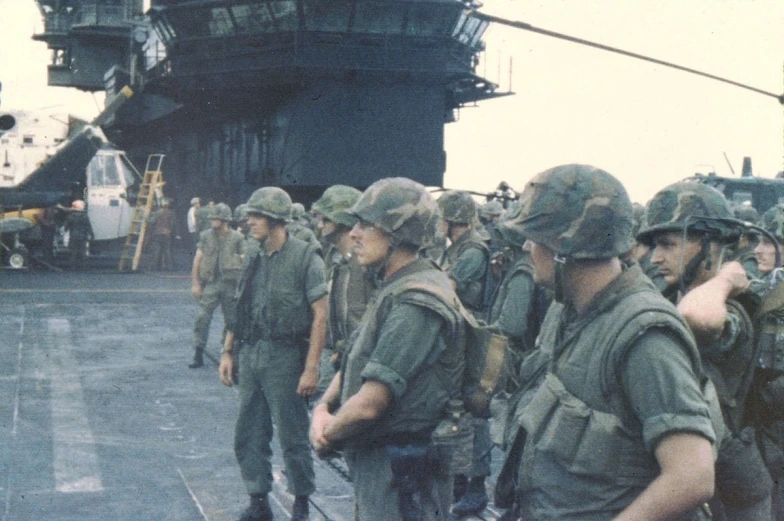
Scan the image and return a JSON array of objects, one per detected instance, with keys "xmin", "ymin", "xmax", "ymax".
[{"xmin": 553, "ymin": 253, "xmax": 568, "ymax": 303}]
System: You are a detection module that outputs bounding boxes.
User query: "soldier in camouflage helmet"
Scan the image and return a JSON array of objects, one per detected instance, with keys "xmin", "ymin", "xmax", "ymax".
[
  {"xmin": 190, "ymin": 202, "xmax": 246, "ymax": 369},
  {"xmin": 750, "ymin": 207, "xmax": 784, "ymax": 521},
  {"xmin": 437, "ymin": 190, "xmax": 491, "ymax": 516},
  {"xmin": 754, "ymin": 203, "xmax": 784, "ymax": 275},
  {"xmin": 501, "ymin": 165, "xmax": 716, "ymax": 520},
  {"xmin": 641, "ymin": 180, "xmax": 772, "ymax": 521},
  {"xmin": 310, "ymin": 185, "xmax": 373, "ymax": 398},
  {"xmin": 288, "ymin": 201, "xmax": 320, "ymax": 247},
  {"xmin": 729, "ymin": 202, "xmax": 762, "ymax": 279},
  {"xmin": 219, "ymin": 186, "xmax": 328, "ymax": 521},
  {"xmin": 311, "ymin": 177, "xmax": 466, "ymax": 521}
]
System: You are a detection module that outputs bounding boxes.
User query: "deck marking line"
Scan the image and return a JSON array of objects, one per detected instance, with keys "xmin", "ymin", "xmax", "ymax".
[
  {"xmin": 176, "ymin": 467, "xmax": 209, "ymax": 521},
  {"xmin": 48, "ymin": 318, "xmax": 104, "ymax": 493}
]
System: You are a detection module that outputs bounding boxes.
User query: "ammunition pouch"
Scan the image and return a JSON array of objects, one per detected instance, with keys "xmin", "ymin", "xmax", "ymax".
[
  {"xmin": 715, "ymin": 427, "xmax": 773, "ymax": 508},
  {"xmin": 519, "ymin": 374, "xmax": 657, "ymax": 489},
  {"xmin": 385, "ymin": 441, "xmax": 439, "ymax": 521}
]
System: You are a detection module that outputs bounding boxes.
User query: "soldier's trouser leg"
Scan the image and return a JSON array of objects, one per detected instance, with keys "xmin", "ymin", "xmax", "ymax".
[
  {"xmin": 234, "ymin": 345, "xmax": 275, "ymax": 495},
  {"xmin": 258, "ymin": 339, "xmax": 315, "ymax": 496},
  {"xmin": 193, "ymin": 281, "xmax": 221, "ymax": 353},
  {"xmin": 345, "ymin": 445, "xmax": 451, "ymax": 521},
  {"xmin": 468, "ymin": 418, "xmax": 492, "ymax": 478}
]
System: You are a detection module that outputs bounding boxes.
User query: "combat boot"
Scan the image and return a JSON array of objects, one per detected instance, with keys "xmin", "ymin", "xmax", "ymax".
[
  {"xmin": 451, "ymin": 477, "xmax": 488, "ymax": 517},
  {"xmin": 290, "ymin": 495, "xmax": 309, "ymax": 521},
  {"xmin": 188, "ymin": 350, "xmax": 204, "ymax": 369},
  {"xmin": 238, "ymin": 494, "xmax": 273, "ymax": 521}
]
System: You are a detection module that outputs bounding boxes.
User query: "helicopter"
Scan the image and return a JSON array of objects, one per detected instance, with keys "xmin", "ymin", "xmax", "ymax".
[{"xmin": 0, "ymin": 86, "xmax": 138, "ymax": 269}]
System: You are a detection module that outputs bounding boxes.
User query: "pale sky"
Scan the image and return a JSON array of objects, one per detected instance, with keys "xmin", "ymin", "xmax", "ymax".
[{"xmin": 1, "ymin": 0, "xmax": 782, "ymax": 204}]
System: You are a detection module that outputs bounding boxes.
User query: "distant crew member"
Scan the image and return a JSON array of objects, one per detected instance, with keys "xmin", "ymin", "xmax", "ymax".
[
  {"xmin": 147, "ymin": 198, "xmax": 175, "ymax": 271},
  {"xmin": 190, "ymin": 203, "xmax": 245, "ymax": 369},
  {"xmin": 219, "ymin": 187, "xmax": 327, "ymax": 521},
  {"xmin": 64, "ymin": 199, "xmax": 94, "ymax": 271},
  {"xmin": 187, "ymin": 197, "xmax": 201, "ymax": 249}
]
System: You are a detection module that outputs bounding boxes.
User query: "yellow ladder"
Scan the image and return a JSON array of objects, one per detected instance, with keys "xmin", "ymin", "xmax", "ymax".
[{"xmin": 118, "ymin": 154, "xmax": 165, "ymax": 271}]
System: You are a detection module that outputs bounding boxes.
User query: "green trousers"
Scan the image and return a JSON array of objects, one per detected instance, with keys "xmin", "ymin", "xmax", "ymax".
[
  {"xmin": 234, "ymin": 339, "xmax": 315, "ymax": 496},
  {"xmin": 344, "ymin": 444, "xmax": 452, "ymax": 521},
  {"xmin": 192, "ymin": 278, "xmax": 238, "ymax": 353}
]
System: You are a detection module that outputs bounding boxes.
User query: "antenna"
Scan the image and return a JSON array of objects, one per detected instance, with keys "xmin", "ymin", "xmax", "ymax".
[{"xmin": 722, "ymin": 152, "xmax": 736, "ymax": 176}]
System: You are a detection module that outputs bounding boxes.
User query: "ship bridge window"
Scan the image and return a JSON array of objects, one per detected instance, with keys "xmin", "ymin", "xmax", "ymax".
[
  {"xmin": 731, "ymin": 191, "xmax": 753, "ymax": 207},
  {"xmin": 51, "ymin": 48, "xmax": 69, "ymax": 67},
  {"xmin": 232, "ymin": 4, "xmax": 275, "ymax": 33},
  {"xmin": 153, "ymin": 16, "xmax": 176, "ymax": 43},
  {"xmin": 406, "ymin": 4, "xmax": 461, "ymax": 36},
  {"xmin": 270, "ymin": 1, "xmax": 298, "ymax": 31},
  {"xmin": 168, "ymin": 7, "xmax": 214, "ymax": 38},
  {"xmin": 209, "ymin": 7, "xmax": 234, "ymax": 36},
  {"xmin": 453, "ymin": 12, "xmax": 488, "ymax": 48},
  {"xmin": 354, "ymin": 2, "xmax": 405, "ymax": 34},
  {"xmin": 303, "ymin": 0, "xmax": 351, "ymax": 32}
]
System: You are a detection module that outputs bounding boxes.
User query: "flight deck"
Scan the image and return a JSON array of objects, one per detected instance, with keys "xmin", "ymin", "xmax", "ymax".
[{"xmin": 0, "ymin": 270, "xmax": 505, "ymax": 521}]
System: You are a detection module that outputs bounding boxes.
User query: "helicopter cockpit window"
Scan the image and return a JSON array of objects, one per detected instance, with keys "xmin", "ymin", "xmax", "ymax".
[
  {"xmin": 89, "ymin": 154, "xmax": 122, "ymax": 187},
  {"xmin": 731, "ymin": 191, "xmax": 753, "ymax": 207}
]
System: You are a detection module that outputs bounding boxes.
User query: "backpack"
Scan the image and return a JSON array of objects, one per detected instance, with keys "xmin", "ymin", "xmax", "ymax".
[{"xmin": 396, "ymin": 280, "xmax": 510, "ymax": 418}]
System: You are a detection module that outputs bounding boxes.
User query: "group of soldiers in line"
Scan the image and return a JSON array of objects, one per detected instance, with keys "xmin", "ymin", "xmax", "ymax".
[{"xmin": 185, "ymin": 165, "xmax": 784, "ymax": 521}]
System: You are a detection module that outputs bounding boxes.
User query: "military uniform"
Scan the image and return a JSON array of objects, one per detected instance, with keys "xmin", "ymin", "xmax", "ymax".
[
  {"xmin": 638, "ymin": 181, "xmax": 773, "ymax": 520},
  {"xmin": 233, "ymin": 234, "xmax": 327, "ymax": 499},
  {"xmin": 193, "ymin": 224, "xmax": 245, "ymax": 360},
  {"xmin": 64, "ymin": 207, "xmax": 93, "ymax": 270},
  {"xmin": 341, "ymin": 259, "xmax": 463, "ymax": 521},
  {"xmin": 510, "ymin": 264, "xmax": 715, "ymax": 519},
  {"xmin": 440, "ymin": 229, "xmax": 489, "ymax": 312}
]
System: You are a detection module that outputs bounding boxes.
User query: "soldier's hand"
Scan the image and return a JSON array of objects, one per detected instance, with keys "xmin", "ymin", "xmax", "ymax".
[
  {"xmin": 219, "ymin": 352, "xmax": 233, "ymax": 387},
  {"xmin": 191, "ymin": 282, "xmax": 203, "ymax": 299},
  {"xmin": 717, "ymin": 261, "xmax": 750, "ymax": 297},
  {"xmin": 297, "ymin": 366, "xmax": 319, "ymax": 397},
  {"xmin": 310, "ymin": 404, "xmax": 332, "ymax": 454}
]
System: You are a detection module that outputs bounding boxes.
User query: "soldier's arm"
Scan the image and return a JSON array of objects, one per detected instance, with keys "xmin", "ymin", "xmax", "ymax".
[
  {"xmin": 191, "ymin": 249, "xmax": 203, "ymax": 298},
  {"xmin": 321, "ymin": 380, "xmax": 392, "ymax": 445},
  {"xmin": 298, "ymin": 295, "xmax": 327, "ymax": 398},
  {"xmin": 613, "ymin": 433, "xmax": 714, "ymax": 521},
  {"xmin": 677, "ymin": 261, "xmax": 748, "ymax": 342},
  {"xmin": 311, "ymin": 370, "xmax": 343, "ymax": 454}
]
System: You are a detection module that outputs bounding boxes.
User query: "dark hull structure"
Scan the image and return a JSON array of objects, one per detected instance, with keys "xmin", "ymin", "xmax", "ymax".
[{"xmin": 32, "ymin": 0, "xmax": 509, "ymax": 208}]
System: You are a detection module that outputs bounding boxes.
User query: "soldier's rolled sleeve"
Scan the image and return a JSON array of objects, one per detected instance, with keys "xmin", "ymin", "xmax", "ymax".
[
  {"xmin": 622, "ymin": 329, "xmax": 716, "ymax": 454},
  {"xmin": 304, "ymin": 253, "xmax": 329, "ymax": 303},
  {"xmin": 360, "ymin": 303, "xmax": 444, "ymax": 400}
]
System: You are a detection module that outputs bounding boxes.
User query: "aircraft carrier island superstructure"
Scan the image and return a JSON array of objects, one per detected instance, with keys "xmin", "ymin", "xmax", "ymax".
[{"xmin": 32, "ymin": 0, "xmax": 509, "ymax": 205}]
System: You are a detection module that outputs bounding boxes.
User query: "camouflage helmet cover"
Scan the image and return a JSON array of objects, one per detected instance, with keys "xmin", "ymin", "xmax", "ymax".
[
  {"xmin": 732, "ymin": 202, "xmax": 759, "ymax": 224},
  {"xmin": 514, "ymin": 164, "xmax": 635, "ymax": 259},
  {"xmin": 291, "ymin": 202, "xmax": 306, "ymax": 220},
  {"xmin": 311, "ymin": 185, "xmax": 362, "ymax": 228},
  {"xmin": 498, "ymin": 200, "xmax": 528, "ymax": 246},
  {"xmin": 438, "ymin": 190, "xmax": 477, "ymax": 224},
  {"xmin": 480, "ymin": 199, "xmax": 504, "ymax": 219},
  {"xmin": 637, "ymin": 181, "xmax": 740, "ymax": 245},
  {"xmin": 348, "ymin": 177, "xmax": 437, "ymax": 248},
  {"xmin": 758, "ymin": 204, "xmax": 784, "ymax": 242},
  {"xmin": 208, "ymin": 202, "xmax": 233, "ymax": 221},
  {"xmin": 246, "ymin": 186, "xmax": 292, "ymax": 221},
  {"xmin": 233, "ymin": 203, "xmax": 249, "ymax": 222}
]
